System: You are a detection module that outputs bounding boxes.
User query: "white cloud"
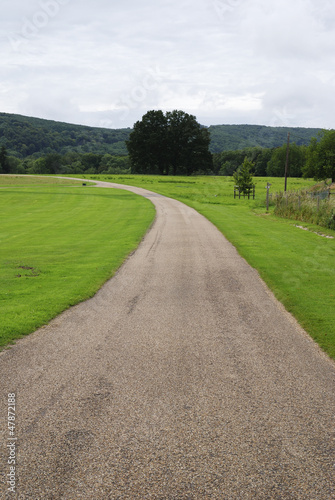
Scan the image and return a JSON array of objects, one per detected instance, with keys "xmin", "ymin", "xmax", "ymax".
[{"xmin": 0, "ymin": 0, "xmax": 334, "ymax": 128}]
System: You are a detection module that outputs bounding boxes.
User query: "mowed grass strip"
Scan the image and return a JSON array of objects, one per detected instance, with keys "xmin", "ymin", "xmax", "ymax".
[
  {"xmin": 0, "ymin": 184, "xmax": 155, "ymax": 347},
  {"xmin": 78, "ymin": 174, "xmax": 335, "ymax": 360},
  {"xmin": 0, "ymin": 174, "xmax": 88, "ymax": 187}
]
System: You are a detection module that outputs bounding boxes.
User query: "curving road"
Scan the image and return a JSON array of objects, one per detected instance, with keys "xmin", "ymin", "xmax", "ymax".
[{"xmin": 1, "ymin": 181, "xmax": 334, "ymax": 499}]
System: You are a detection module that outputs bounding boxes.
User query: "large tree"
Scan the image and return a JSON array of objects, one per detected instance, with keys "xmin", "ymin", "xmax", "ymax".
[
  {"xmin": 303, "ymin": 130, "xmax": 335, "ymax": 182},
  {"xmin": 126, "ymin": 110, "xmax": 169, "ymax": 175},
  {"xmin": 0, "ymin": 146, "xmax": 10, "ymax": 173},
  {"xmin": 166, "ymin": 110, "xmax": 212, "ymax": 175},
  {"xmin": 266, "ymin": 143, "xmax": 306, "ymax": 177},
  {"xmin": 126, "ymin": 110, "xmax": 212, "ymax": 175}
]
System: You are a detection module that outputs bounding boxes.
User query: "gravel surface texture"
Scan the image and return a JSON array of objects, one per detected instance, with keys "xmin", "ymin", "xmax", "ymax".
[{"xmin": 1, "ymin": 180, "xmax": 334, "ymax": 499}]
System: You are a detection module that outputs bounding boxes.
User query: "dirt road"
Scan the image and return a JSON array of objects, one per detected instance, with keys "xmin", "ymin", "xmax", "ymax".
[{"xmin": 1, "ymin": 181, "xmax": 334, "ymax": 498}]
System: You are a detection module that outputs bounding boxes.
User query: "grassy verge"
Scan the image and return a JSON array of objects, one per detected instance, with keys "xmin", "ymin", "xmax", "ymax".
[
  {"xmin": 74, "ymin": 174, "xmax": 335, "ymax": 360},
  {"xmin": 273, "ymin": 189, "xmax": 335, "ymax": 230},
  {"xmin": 0, "ymin": 177, "xmax": 155, "ymax": 348},
  {"xmin": 0, "ymin": 174, "xmax": 90, "ymax": 187}
]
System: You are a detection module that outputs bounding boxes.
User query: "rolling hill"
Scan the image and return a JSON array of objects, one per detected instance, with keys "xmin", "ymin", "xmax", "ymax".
[{"xmin": 0, "ymin": 112, "xmax": 322, "ymax": 158}]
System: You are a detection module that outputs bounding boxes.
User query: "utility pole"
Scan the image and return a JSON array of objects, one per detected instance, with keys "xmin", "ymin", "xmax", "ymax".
[
  {"xmin": 284, "ymin": 132, "xmax": 290, "ymax": 192},
  {"xmin": 266, "ymin": 182, "xmax": 272, "ymax": 212}
]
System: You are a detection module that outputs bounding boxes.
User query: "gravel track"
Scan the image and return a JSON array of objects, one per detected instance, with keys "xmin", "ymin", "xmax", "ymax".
[{"xmin": 1, "ymin": 180, "xmax": 334, "ymax": 499}]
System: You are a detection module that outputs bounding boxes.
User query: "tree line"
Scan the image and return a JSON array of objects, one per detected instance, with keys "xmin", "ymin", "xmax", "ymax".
[
  {"xmin": 213, "ymin": 143, "xmax": 305, "ymax": 177},
  {"xmin": 0, "ymin": 148, "xmax": 130, "ymax": 175},
  {"xmin": 214, "ymin": 129, "xmax": 335, "ymax": 181},
  {"xmin": 125, "ymin": 112, "xmax": 334, "ymax": 181},
  {"xmin": 0, "ymin": 109, "xmax": 334, "ymax": 182}
]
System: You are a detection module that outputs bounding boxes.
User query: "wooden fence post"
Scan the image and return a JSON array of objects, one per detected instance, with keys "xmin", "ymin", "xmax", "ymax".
[{"xmin": 266, "ymin": 183, "xmax": 271, "ymax": 212}]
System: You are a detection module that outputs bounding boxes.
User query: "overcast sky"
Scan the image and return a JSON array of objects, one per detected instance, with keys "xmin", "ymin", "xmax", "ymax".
[{"xmin": 1, "ymin": 0, "xmax": 335, "ymax": 129}]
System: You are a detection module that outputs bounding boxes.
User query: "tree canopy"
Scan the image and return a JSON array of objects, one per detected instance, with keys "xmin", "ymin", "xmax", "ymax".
[
  {"xmin": 266, "ymin": 143, "xmax": 306, "ymax": 178},
  {"xmin": 303, "ymin": 130, "xmax": 335, "ymax": 182},
  {"xmin": 0, "ymin": 146, "xmax": 9, "ymax": 173},
  {"xmin": 126, "ymin": 110, "xmax": 213, "ymax": 175}
]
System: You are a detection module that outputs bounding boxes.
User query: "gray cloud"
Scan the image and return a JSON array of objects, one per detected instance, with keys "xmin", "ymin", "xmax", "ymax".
[{"xmin": 1, "ymin": 0, "xmax": 334, "ymax": 128}]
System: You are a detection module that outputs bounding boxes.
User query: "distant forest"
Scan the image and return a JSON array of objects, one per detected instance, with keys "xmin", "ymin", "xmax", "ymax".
[
  {"xmin": 0, "ymin": 112, "xmax": 130, "ymax": 157},
  {"xmin": 207, "ymin": 124, "xmax": 321, "ymax": 153},
  {"xmin": 0, "ymin": 112, "xmax": 327, "ymax": 178},
  {"xmin": 0, "ymin": 112, "xmax": 321, "ymax": 157}
]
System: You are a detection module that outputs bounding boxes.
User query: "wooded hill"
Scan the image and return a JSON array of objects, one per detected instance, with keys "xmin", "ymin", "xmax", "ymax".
[
  {"xmin": 208, "ymin": 124, "xmax": 322, "ymax": 153},
  {"xmin": 0, "ymin": 112, "xmax": 130, "ymax": 157},
  {"xmin": 0, "ymin": 112, "xmax": 322, "ymax": 158}
]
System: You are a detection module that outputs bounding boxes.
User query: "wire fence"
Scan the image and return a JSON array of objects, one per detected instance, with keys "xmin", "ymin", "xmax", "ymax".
[{"xmin": 272, "ymin": 187, "xmax": 335, "ymax": 230}]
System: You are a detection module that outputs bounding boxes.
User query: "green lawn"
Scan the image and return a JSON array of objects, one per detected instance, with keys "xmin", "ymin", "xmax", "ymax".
[
  {"xmin": 76, "ymin": 174, "xmax": 335, "ymax": 360},
  {"xmin": 0, "ymin": 178, "xmax": 155, "ymax": 347},
  {"xmin": 0, "ymin": 174, "xmax": 89, "ymax": 187}
]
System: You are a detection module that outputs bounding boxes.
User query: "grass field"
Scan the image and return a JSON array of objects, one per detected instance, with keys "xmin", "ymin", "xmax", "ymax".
[
  {"xmin": 75, "ymin": 174, "xmax": 335, "ymax": 360},
  {"xmin": 0, "ymin": 176, "xmax": 155, "ymax": 348}
]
